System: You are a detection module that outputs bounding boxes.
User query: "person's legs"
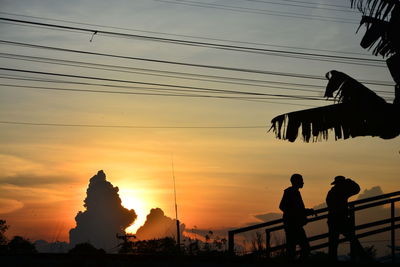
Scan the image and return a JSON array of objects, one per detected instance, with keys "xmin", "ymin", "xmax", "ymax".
[
  {"xmin": 284, "ymin": 226, "xmax": 297, "ymax": 261},
  {"xmin": 297, "ymin": 227, "xmax": 310, "ymax": 260},
  {"xmin": 342, "ymin": 228, "xmax": 367, "ymax": 261},
  {"xmin": 328, "ymin": 223, "xmax": 340, "ymax": 261}
]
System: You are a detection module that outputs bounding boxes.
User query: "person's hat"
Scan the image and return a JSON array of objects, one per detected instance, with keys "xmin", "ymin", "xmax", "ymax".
[{"xmin": 331, "ymin": 175, "xmax": 345, "ymax": 185}]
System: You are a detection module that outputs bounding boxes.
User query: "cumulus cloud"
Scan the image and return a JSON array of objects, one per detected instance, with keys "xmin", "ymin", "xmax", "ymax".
[
  {"xmin": 69, "ymin": 170, "xmax": 137, "ymax": 250},
  {"xmin": 357, "ymin": 186, "xmax": 384, "ymax": 200},
  {"xmin": 135, "ymin": 208, "xmax": 185, "ymax": 240}
]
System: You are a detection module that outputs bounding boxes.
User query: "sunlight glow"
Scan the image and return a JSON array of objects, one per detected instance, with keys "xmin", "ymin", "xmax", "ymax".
[{"xmin": 120, "ymin": 192, "xmax": 149, "ymax": 233}]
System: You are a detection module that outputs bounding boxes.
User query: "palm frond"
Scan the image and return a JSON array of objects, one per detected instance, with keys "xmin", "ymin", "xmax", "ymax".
[
  {"xmin": 350, "ymin": 0, "xmax": 400, "ymax": 57},
  {"xmin": 351, "ymin": 0, "xmax": 398, "ymax": 19},
  {"xmin": 269, "ymin": 71, "xmax": 400, "ymax": 142}
]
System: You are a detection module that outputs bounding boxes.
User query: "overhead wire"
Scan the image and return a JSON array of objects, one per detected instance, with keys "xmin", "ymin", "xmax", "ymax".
[
  {"xmin": 0, "ymin": 73, "xmax": 325, "ymax": 94},
  {"xmin": 0, "ymin": 52, "xmax": 361, "ymax": 95},
  {"xmin": 0, "ymin": 11, "xmax": 371, "ymax": 57},
  {"xmin": 0, "ymin": 67, "xmax": 331, "ymax": 101},
  {"xmin": 154, "ymin": 0, "xmax": 359, "ymax": 24},
  {"xmin": 0, "ymin": 40, "xmax": 394, "ymax": 87},
  {"xmin": 279, "ymin": 0, "xmax": 351, "ymax": 9},
  {"xmin": 1, "ymin": 83, "xmax": 330, "ymax": 106},
  {"xmin": 0, "ymin": 74, "xmax": 393, "ymax": 103},
  {"xmin": 1, "ymin": 53, "xmax": 395, "ymax": 98},
  {"xmin": 241, "ymin": 0, "xmax": 357, "ymax": 13},
  {"xmin": 0, "ymin": 121, "xmax": 269, "ymax": 129},
  {"xmin": 0, "ymin": 18, "xmax": 384, "ymax": 67},
  {"xmin": 244, "ymin": 0, "xmax": 350, "ymax": 8}
]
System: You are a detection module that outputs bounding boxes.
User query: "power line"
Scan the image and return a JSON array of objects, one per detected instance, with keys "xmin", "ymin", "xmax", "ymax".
[
  {"xmin": 0, "ymin": 68, "xmax": 331, "ymax": 101},
  {"xmin": 0, "ymin": 83, "xmax": 325, "ymax": 102},
  {"xmin": 1, "ymin": 76, "xmax": 392, "ymax": 102},
  {"xmin": 0, "ymin": 53, "xmax": 327, "ymax": 93},
  {"xmin": 0, "ymin": 121, "xmax": 268, "ymax": 129},
  {"xmin": 0, "ymin": 40, "xmax": 394, "ymax": 87},
  {"xmin": 242, "ymin": 0, "xmax": 356, "ymax": 13},
  {"xmin": 246, "ymin": 0, "xmax": 352, "ymax": 9},
  {"xmin": 4, "ymin": 52, "xmax": 389, "ymax": 95},
  {"xmin": 1, "ymin": 53, "xmax": 395, "ymax": 97},
  {"xmin": 0, "ymin": 18, "xmax": 383, "ymax": 66},
  {"xmin": 155, "ymin": 0, "xmax": 359, "ymax": 24},
  {"xmin": 0, "ymin": 74, "xmax": 325, "ymax": 94},
  {"xmin": 0, "ymin": 11, "xmax": 368, "ymax": 56},
  {"xmin": 0, "ymin": 76, "xmax": 326, "ymax": 106}
]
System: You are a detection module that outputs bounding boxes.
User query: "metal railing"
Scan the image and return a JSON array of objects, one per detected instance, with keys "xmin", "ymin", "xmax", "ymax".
[{"xmin": 228, "ymin": 191, "xmax": 400, "ymax": 261}]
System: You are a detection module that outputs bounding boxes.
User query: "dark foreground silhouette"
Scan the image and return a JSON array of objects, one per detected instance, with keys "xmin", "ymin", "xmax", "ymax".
[
  {"xmin": 270, "ymin": 1, "xmax": 400, "ymax": 142},
  {"xmin": 279, "ymin": 174, "xmax": 315, "ymax": 261},
  {"xmin": 326, "ymin": 176, "xmax": 369, "ymax": 261}
]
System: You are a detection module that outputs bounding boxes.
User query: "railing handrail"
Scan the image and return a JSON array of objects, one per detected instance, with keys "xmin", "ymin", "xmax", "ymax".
[
  {"xmin": 229, "ymin": 190, "xmax": 400, "ymax": 235},
  {"xmin": 228, "ymin": 190, "xmax": 400, "ymax": 255}
]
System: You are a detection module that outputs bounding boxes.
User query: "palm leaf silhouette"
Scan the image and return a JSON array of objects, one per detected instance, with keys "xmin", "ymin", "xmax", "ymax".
[
  {"xmin": 269, "ymin": 1, "xmax": 399, "ymax": 142},
  {"xmin": 270, "ymin": 71, "xmax": 400, "ymax": 142}
]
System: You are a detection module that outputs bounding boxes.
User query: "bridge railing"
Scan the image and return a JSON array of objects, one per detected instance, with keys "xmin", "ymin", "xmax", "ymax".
[{"xmin": 228, "ymin": 191, "xmax": 400, "ymax": 261}]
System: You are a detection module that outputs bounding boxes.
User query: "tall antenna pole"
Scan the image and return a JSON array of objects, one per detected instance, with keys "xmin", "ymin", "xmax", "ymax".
[{"xmin": 171, "ymin": 155, "xmax": 181, "ymax": 248}]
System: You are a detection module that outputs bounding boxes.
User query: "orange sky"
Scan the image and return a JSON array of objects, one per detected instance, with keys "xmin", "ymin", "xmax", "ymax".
[
  {"xmin": 0, "ymin": 0, "xmax": 399, "ymax": 244},
  {"xmin": 1, "ymin": 126, "xmax": 399, "ymax": 242}
]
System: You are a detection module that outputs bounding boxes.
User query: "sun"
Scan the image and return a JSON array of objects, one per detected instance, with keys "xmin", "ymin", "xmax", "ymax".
[{"xmin": 119, "ymin": 192, "xmax": 148, "ymax": 233}]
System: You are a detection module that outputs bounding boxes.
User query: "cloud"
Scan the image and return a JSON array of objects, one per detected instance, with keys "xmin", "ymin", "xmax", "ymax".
[
  {"xmin": 253, "ymin": 212, "xmax": 282, "ymax": 222},
  {"xmin": 135, "ymin": 208, "xmax": 185, "ymax": 240},
  {"xmin": 69, "ymin": 170, "xmax": 137, "ymax": 250},
  {"xmin": 0, "ymin": 198, "xmax": 24, "ymax": 214},
  {"xmin": 357, "ymin": 186, "xmax": 384, "ymax": 200},
  {"xmin": 0, "ymin": 174, "xmax": 73, "ymax": 187}
]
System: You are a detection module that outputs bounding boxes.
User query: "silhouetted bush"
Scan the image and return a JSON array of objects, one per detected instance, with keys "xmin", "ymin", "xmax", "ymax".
[
  {"xmin": 0, "ymin": 219, "xmax": 9, "ymax": 253},
  {"xmin": 118, "ymin": 237, "xmax": 180, "ymax": 255},
  {"xmin": 7, "ymin": 236, "xmax": 37, "ymax": 254},
  {"xmin": 68, "ymin": 242, "xmax": 106, "ymax": 255}
]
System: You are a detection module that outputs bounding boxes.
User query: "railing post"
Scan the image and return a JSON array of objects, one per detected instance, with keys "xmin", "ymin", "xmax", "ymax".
[
  {"xmin": 228, "ymin": 231, "xmax": 234, "ymax": 255},
  {"xmin": 391, "ymin": 201, "xmax": 395, "ymax": 263},
  {"xmin": 349, "ymin": 204, "xmax": 356, "ymax": 259},
  {"xmin": 265, "ymin": 229, "xmax": 271, "ymax": 259}
]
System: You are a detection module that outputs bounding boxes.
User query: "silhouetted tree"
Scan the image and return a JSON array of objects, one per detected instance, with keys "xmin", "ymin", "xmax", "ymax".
[
  {"xmin": 7, "ymin": 236, "xmax": 37, "ymax": 254},
  {"xmin": 270, "ymin": 0, "xmax": 399, "ymax": 142},
  {"xmin": 118, "ymin": 237, "xmax": 179, "ymax": 255},
  {"xmin": 68, "ymin": 242, "xmax": 106, "ymax": 255},
  {"xmin": 0, "ymin": 220, "xmax": 9, "ymax": 253},
  {"xmin": 0, "ymin": 220, "xmax": 8, "ymax": 245}
]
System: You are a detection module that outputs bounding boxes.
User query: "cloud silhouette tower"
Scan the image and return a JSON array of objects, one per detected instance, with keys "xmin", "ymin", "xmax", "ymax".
[{"xmin": 69, "ymin": 170, "xmax": 137, "ymax": 250}]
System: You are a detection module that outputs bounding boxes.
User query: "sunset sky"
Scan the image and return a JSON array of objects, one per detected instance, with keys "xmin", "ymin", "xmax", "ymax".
[{"xmin": 0, "ymin": 0, "xmax": 398, "ymax": 244}]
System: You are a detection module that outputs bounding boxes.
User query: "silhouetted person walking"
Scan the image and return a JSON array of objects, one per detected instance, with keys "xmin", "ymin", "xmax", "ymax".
[
  {"xmin": 326, "ymin": 176, "xmax": 367, "ymax": 261},
  {"xmin": 279, "ymin": 173, "xmax": 314, "ymax": 261}
]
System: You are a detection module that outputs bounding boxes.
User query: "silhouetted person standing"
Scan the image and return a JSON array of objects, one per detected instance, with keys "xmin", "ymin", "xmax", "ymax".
[
  {"xmin": 326, "ymin": 176, "xmax": 367, "ymax": 261},
  {"xmin": 279, "ymin": 174, "xmax": 314, "ymax": 261}
]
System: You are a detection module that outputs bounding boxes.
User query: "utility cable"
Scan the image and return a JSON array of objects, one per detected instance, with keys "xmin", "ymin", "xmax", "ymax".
[
  {"xmin": 255, "ymin": 0, "xmax": 352, "ymax": 9},
  {"xmin": 0, "ymin": 11, "xmax": 370, "ymax": 57},
  {"xmin": 0, "ymin": 18, "xmax": 383, "ymax": 66},
  {"xmin": 154, "ymin": 0, "xmax": 358, "ymax": 24},
  {"xmin": 0, "ymin": 52, "xmax": 373, "ymax": 94},
  {"xmin": 242, "ymin": 0, "xmax": 357, "ymax": 13},
  {"xmin": 0, "ymin": 121, "xmax": 269, "ymax": 129},
  {"xmin": 0, "ymin": 67, "xmax": 329, "ymax": 101},
  {"xmin": 0, "ymin": 40, "xmax": 394, "ymax": 87}
]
